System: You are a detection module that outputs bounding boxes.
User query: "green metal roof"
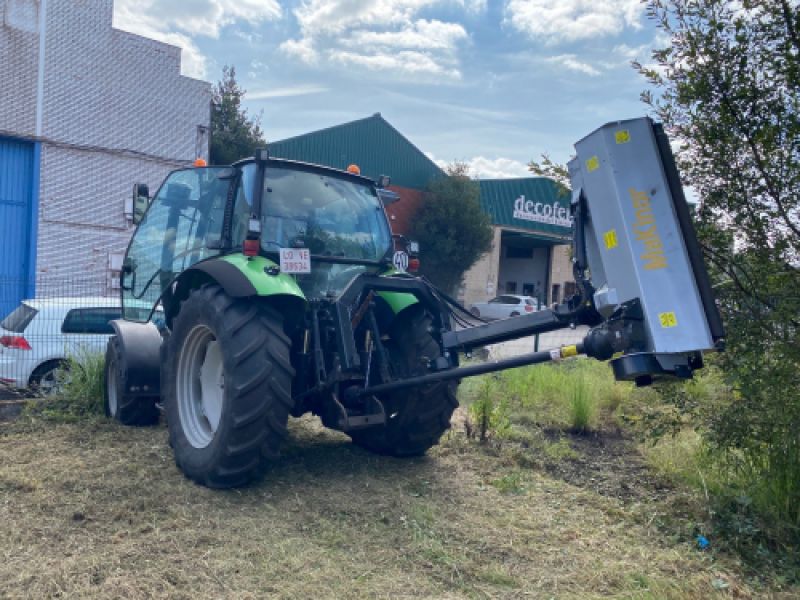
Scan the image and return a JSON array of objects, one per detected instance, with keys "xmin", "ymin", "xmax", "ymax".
[
  {"xmin": 479, "ymin": 178, "xmax": 572, "ymax": 240},
  {"xmin": 268, "ymin": 113, "xmax": 445, "ymax": 190}
]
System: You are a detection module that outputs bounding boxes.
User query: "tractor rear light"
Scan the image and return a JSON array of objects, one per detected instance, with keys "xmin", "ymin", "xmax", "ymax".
[
  {"xmin": 408, "ymin": 258, "xmax": 420, "ymax": 273},
  {"xmin": 524, "ymin": 304, "xmax": 534, "ymax": 313},
  {"xmin": 243, "ymin": 239, "xmax": 259, "ymax": 257},
  {"xmin": 0, "ymin": 335, "xmax": 31, "ymax": 350}
]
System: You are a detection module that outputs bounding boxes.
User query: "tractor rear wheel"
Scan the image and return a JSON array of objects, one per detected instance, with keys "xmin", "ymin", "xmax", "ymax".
[
  {"xmin": 164, "ymin": 284, "xmax": 293, "ymax": 488},
  {"xmin": 104, "ymin": 336, "xmax": 160, "ymax": 425},
  {"xmin": 349, "ymin": 306, "xmax": 458, "ymax": 456}
]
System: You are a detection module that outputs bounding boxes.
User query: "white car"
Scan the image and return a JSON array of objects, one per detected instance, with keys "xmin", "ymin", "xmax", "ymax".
[
  {"xmin": 0, "ymin": 296, "xmax": 156, "ymax": 393},
  {"xmin": 469, "ymin": 294, "xmax": 541, "ymax": 320}
]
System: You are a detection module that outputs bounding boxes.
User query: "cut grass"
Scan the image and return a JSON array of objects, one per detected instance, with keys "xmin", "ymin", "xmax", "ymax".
[{"xmin": 1, "ymin": 413, "xmax": 792, "ymax": 599}]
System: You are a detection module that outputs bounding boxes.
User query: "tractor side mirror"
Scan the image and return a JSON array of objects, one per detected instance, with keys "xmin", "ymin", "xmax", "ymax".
[{"xmin": 132, "ymin": 183, "xmax": 150, "ymax": 225}]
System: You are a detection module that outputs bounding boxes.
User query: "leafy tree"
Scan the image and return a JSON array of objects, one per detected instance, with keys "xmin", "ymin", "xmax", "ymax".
[
  {"xmin": 411, "ymin": 163, "xmax": 493, "ymax": 294},
  {"xmin": 637, "ymin": 0, "xmax": 800, "ymax": 535},
  {"xmin": 527, "ymin": 153, "xmax": 570, "ymax": 192},
  {"xmin": 210, "ymin": 66, "xmax": 265, "ymax": 165}
]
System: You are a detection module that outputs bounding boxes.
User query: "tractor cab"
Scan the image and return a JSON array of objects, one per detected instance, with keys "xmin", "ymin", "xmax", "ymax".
[{"xmin": 121, "ymin": 158, "xmax": 395, "ymax": 323}]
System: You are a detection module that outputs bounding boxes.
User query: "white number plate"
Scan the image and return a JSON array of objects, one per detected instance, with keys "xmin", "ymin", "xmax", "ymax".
[{"xmin": 279, "ymin": 248, "xmax": 311, "ymax": 274}]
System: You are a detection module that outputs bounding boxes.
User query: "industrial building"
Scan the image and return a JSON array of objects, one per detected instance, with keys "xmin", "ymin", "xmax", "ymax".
[
  {"xmin": 0, "ymin": 0, "xmax": 210, "ymax": 317},
  {"xmin": 270, "ymin": 113, "xmax": 574, "ymax": 308}
]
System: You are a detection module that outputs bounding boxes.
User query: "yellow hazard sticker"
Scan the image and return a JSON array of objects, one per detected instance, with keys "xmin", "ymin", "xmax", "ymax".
[
  {"xmin": 659, "ymin": 312, "xmax": 678, "ymax": 328},
  {"xmin": 603, "ymin": 229, "xmax": 618, "ymax": 249},
  {"xmin": 615, "ymin": 130, "xmax": 631, "ymax": 144},
  {"xmin": 586, "ymin": 156, "xmax": 600, "ymax": 172},
  {"xmin": 561, "ymin": 345, "xmax": 579, "ymax": 358}
]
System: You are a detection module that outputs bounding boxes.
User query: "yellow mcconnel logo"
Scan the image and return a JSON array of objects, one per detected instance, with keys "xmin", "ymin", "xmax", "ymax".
[{"xmin": 629, "ymin": 188, "xmax": 668, "ymax": 270}]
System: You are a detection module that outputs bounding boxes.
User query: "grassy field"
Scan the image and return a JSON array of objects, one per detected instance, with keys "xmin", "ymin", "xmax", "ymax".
[{"xmin": 1, "ymin": 361, "xmax": 796, "ymax": 598}]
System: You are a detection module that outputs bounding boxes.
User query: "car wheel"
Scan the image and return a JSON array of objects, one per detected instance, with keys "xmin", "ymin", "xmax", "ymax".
[
  {"xmin": 29, "ymin": 360, "xmax": 67, "ymax": 397},
  {"xmin": 510, "ymin": 311, "xmax": 520, "ymax": 317},
  {"xmin": 470, "ymin": 307, "xmax": 480, "ymax": 317}
]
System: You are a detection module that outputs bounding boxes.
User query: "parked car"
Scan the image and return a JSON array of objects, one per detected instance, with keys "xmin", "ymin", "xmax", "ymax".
[
  {"xmin": 469, "ymin": 294, "xmax": 541, "ymax": 320},
  {"xmin": 0, "ymin": 296, "xmax": 158, "ymax": 394}
]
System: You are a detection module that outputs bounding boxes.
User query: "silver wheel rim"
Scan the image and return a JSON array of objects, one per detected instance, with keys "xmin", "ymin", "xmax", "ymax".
[
  {"xmin": 38, "ymin": 368, "xmax": 60, "ymax": 396},
  {"xmin": 107, "ymin": 359, "xmax": 118, "ymax": 416},
  {"xmin": 177, "ymin": 325, "xmax": 224, "ymax": 449}
]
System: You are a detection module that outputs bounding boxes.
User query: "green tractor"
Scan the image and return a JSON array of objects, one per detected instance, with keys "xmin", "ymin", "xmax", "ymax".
[
  {"xmin": 105, "ymin": 118, "xmax": 725, "ymax": 489},
  {"xmin": 106, "ymin": 152, "xmax": 458, "ymax": 488}
]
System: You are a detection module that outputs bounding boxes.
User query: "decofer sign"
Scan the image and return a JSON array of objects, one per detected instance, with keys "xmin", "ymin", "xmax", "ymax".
[{"xmin": 512, "ymin": 195, "xmax": 572, "ymax": 228}]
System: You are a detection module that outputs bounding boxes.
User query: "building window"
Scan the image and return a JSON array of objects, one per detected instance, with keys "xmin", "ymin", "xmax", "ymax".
[
  {"xmin": 506, "ymin": 246, "xmax": 533, "ymax": 259},
  {"xmin": 522, "ymin": 283, "xmax": 534, "ymax": 296},
  {"xmin": 551, "ymin": 284, "xmax": 561, "ymax": 304},
  {"xmin": 505, "ymin": 281, "xmax": 517, "ymax": 293},
  {"xmin": 564, "ymin": 282, "xmax": 577, "ymax": 298}
]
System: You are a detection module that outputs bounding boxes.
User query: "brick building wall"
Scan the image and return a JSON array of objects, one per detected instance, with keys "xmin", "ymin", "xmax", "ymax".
[
  {"xmin": 0, "ymin": 0, "xmax": 210, "ymax": 296},
  {"xmin": 383, "ymin": 186, "xmax": 424, "ymax": 236}
]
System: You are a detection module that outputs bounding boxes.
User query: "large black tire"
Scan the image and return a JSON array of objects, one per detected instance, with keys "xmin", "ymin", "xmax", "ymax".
[
  {"xmin": 104, "ymin": 337, "xmax": 160, "ymax": 426},
  {"xmin": 349, "ymin": 307, "xmax": 458, "ymax": 456},
  {"xmin": 164, "ymin": 284, "xmax": 293, "ymax": 488}
]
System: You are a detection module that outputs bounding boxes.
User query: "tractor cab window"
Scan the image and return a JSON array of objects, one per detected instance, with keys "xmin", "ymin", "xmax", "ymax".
[
  {"xmin": 260, "ymin": 167, "xmax": 392, "ymax": 261},
  {"xmin": 122, "ymin": 167, "xmax": 233, "ymax": 321},
  {"xmin": 231, "ymin": 162, "xmax": 256, "ymax": 247}
]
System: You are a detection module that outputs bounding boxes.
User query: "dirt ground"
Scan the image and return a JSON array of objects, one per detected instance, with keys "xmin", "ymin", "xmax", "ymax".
[{"xmin": 1, "ymin": 412, "xmax": 794, "ymax": 599}]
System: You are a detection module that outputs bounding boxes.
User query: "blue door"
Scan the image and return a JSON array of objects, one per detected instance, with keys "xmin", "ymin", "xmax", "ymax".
[{"xmin": 0, "ymin": 137, "xmax": 37, "ymax": 319}]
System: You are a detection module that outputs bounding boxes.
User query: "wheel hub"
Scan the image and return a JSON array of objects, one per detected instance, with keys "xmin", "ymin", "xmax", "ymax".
[{"xmin": 176, "ymin": 325, "xmax": 225, "ymax": 448}]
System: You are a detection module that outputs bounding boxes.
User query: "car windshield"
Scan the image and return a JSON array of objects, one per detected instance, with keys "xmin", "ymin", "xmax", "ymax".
[
  {"xmin": 261, "ymin": 167, "xmax": 392, "ymax": 261},
  {"xmin": 1, "ymin": 303, "xmax": 37, "ymax": 332}
]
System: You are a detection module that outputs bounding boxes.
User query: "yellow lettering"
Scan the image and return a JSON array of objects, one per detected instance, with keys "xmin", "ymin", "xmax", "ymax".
[{"xmin": 628, "ymin": 188, "xmax": 669, "ymax": 270}]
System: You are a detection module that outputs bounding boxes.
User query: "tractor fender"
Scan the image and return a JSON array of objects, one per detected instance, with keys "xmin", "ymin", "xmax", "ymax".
[
  {"xmin": 378, "ymin": 269, "xmax": 419, "ymax": 315},
  {"xmin": 109, "ymin": 319, "xmax": 162, "ymax": 397},
  {"xmin": 169, "ymin": 254, "xmax": 307, "ymax": 327}
]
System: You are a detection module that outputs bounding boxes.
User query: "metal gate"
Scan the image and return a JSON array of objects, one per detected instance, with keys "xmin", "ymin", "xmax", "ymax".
[{"xmin": 0, "ymin": 137, "xmax": 38, "ymax": 319}]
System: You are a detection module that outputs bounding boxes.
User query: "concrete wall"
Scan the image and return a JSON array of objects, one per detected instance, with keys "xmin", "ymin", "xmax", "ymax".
[
  {"xmin": 458, "ymin": 226, "xmax": 502, "ymax": 308},
  {"xmin": 0, "ymin": 0, "xmax": 210, "ymax": 295},
  {"xmin": 548, "ymin": 244, "xmax": 572, "ymax": 304}
]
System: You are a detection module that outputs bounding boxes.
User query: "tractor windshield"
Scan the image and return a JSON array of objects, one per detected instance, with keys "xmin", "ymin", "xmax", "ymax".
[{"xmin": 260, "ymin": 167, "xmax": 392, "ymax": 262}]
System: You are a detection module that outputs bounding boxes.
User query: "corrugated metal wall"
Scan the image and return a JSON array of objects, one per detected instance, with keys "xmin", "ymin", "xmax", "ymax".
[
  {"xmin": 269, "ymin": 114, "xmax": 445, "ymax": 190},
  {"xmin": 0, "ymin": 137, "xmax": 37, "ymax": 319}
]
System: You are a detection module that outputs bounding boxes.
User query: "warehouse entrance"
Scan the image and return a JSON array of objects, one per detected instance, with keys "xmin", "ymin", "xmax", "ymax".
[{"xmin": 496, "ymin": 230, "xmax": 552, "ymax": 307}]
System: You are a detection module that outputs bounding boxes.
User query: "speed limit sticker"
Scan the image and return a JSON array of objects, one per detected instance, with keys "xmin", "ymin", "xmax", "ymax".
[
  {"xmin": 392, "ymin": 251, "xmax": 409, "ymax": 272},
  {"xmin": 279, "ymin": 248, "xmax": 311, "ymax": 273}
]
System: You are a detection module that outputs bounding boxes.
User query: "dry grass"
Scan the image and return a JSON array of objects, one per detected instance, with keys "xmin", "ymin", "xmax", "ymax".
[{"xmin": 0, "ymin": 412, "xmax": 793, "ymax": 599}]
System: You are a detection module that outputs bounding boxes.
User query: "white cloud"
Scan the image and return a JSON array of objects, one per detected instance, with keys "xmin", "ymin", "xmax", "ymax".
[
  {"xmin": 505, "ymin": 0, "xmax": 643, "ymax": 44},
  {"xmin": 331, "ymin": 49, "xmax": 460, "ymax": 78},
  {"xmin": 465, "ymin": 156, "xmax": 532, "ymax": 179},
  {"xmin": 248, "ymin": 84, "xmax": 329, "ymax": 99},
  {"xmin": 113, "ymin": 0, "xmax": 282, "ymax": 78},
  {"xmin": 547, "ymin": 54, "xmax": 601, "ymax": 76},
  {"xmin": 427, "ymin": 153, "xmax": 532, "ymax": 179},
  {"xmin": 343, "ymin": 20, "xmax": 468, "ymax": 51},
  {"xmin": 281, "ymin": 1, "xmax": 473, "ymax": 80},
  {"xmin": 464, "ymin": 0, "xmax": 488, "ymax": 13},
  {"xmin": 279, "ymin": 38, "xmax": 320, "ymax": 64}
]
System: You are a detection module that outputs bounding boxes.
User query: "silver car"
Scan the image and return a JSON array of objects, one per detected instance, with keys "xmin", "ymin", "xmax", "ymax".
[{"xmin": 469, "ymin": 295, "xmax": 541, "ymax": 320}]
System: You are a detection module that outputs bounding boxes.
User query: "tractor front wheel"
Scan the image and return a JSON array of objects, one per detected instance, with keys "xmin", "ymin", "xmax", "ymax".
[
  {"xmin": 104, "ymin": 337, "xmax": 160, "ymax": 425},
  {"xmin": 349, "ymin": 307, "xmax": 458, "ymax": 456},
  {"xmin": 164, "ymin": 284, "xmax": 293, "ymax": 488}
]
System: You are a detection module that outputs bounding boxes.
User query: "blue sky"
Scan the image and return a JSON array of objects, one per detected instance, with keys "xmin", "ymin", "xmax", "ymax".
[{"xmin": 114, "ymin": 0, "xmax": 663, "ymax": 178}]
